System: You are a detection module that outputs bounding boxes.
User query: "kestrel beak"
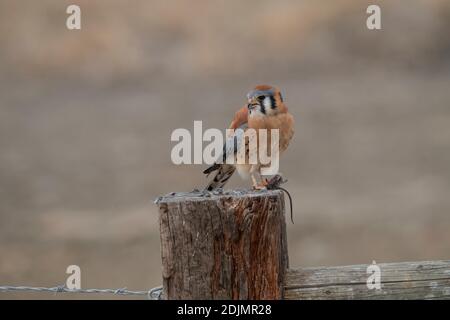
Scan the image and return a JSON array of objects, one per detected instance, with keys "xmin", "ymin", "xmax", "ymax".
[{"xmin": 247, "ymin": 97, "xmax": 259, "ymax": 110}]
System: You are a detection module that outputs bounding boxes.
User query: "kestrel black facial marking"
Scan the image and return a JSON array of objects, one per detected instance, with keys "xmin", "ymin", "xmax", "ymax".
[{"xmin": 270, "ymin": 95, "xmax": 276, "ymax": 109}]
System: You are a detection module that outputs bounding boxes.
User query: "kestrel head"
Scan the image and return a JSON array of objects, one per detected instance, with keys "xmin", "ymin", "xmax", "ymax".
[{"xmin": 246, "ymin": 85, "xmax": 287, "ymax": 117}]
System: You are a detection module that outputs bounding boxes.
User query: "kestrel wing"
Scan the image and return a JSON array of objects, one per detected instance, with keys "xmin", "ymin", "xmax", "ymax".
[{"xmin": 203, "ymin": 123, "xmax": 248, "ymax": 176}]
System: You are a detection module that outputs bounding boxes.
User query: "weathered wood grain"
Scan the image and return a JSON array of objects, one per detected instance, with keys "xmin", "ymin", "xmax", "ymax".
[
  {"xmin": 285, "ymin": 260, "xmax": 450, "ymax": 300},
  {"xmin": 157, "ymin": 189, "xmax": 288, "ymax": 300}
]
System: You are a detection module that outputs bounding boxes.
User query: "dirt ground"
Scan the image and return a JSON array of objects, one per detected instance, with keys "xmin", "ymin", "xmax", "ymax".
[{"xmin": 1, "ymin": 0, "xmax": 450, "ymax": 299}]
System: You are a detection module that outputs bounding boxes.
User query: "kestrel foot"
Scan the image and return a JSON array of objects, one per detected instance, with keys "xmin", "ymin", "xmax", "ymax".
[
  {"xmin": 252, "ymin": 179, "xmax": 268, "ymax": 190},
  {"xmin": 252, "ymin": 184, "xmax": 267, "ymax": 190}
]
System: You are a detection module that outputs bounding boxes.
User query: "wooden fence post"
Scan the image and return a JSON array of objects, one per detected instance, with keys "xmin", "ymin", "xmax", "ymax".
[{"xmin": 156, "ymin": 189, "xmax": 288, "ymax": 300}]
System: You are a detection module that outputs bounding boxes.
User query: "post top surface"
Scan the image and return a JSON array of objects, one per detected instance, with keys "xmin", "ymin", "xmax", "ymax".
[{"xmin": 155, "ymin": 188, "xmax": 283, "ymax": 204}]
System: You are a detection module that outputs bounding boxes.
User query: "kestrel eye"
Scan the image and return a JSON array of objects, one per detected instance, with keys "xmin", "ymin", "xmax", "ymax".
[{"xmin": 257, "ymin": 95, "xmax": 265, "ymax": 101}]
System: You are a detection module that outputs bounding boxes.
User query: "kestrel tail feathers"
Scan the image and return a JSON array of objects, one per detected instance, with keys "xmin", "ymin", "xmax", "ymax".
[{"xmin": 204, "ymin": 164, "xmax": 236, "ymax": 191}]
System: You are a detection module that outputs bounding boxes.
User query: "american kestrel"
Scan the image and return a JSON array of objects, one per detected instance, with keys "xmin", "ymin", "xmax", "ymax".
[{"xmin": 204, "ymin": 85, "xmax": 294, "ymax": 190}]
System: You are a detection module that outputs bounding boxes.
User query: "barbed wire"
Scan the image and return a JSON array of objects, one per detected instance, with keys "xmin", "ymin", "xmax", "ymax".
[{"xmin": 0, "ymin": 284, "xmax": 163, "ymax": 300}]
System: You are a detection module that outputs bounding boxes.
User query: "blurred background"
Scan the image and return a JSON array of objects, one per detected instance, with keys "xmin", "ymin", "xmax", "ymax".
[{"xmin": 1, "ymin": 0, "xmax": 450, "ymax": 299}]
